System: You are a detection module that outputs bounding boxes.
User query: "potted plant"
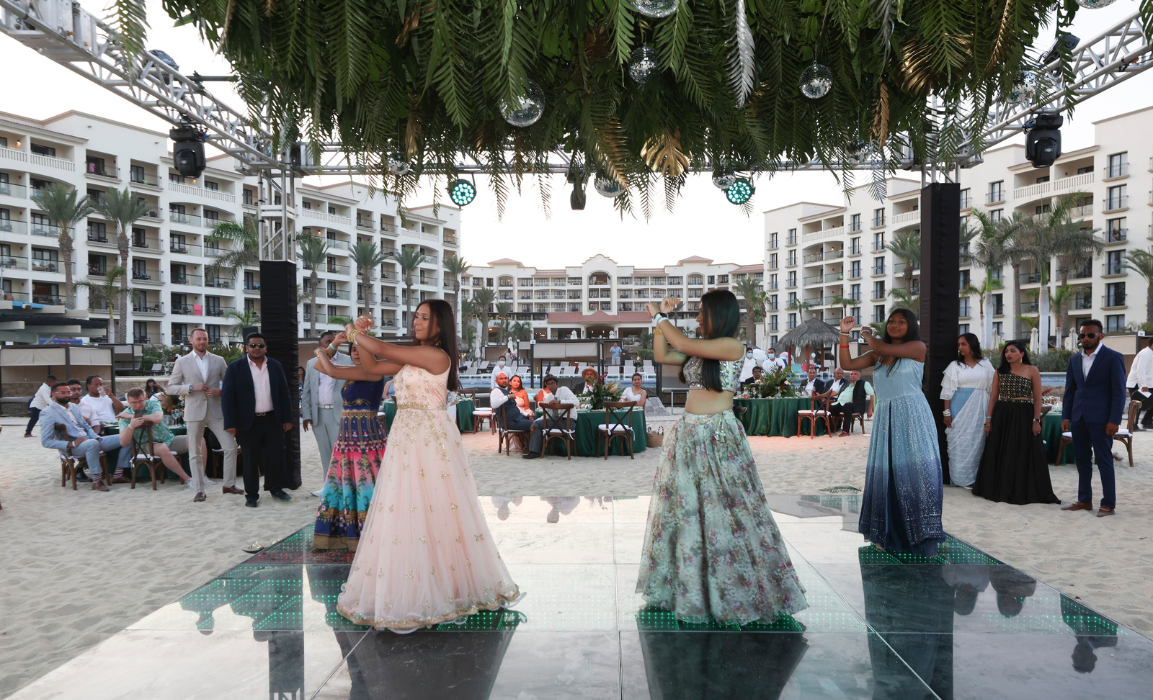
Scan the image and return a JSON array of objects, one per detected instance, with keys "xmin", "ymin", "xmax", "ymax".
[{"xmin": 579, "ymin": 376, "xmax": 623, "ymax": 411}]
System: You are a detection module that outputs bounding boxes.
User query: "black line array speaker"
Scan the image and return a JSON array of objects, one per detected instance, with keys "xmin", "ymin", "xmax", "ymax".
[{"xmin": 260, "ymin": 260, "xmax": 301, "ymax": 490}]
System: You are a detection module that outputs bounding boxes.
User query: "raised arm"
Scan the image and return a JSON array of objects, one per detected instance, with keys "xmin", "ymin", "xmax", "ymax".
[
  {"xmin": 347, "ymin": 329, "xmax": 449, "ymax": 376},
  {"xmin": 860, "ymin": 326, "xmax": 926, "ymax": 362},
  {"xmin": 837, "ymin": 317, "xmax": 879, "ymax": 371},
  {"xmin": 647, "ymin": 299, "xmax": 743, "ymax": 364},
  {"xmin": 313, "ymin": 343, "xmax": 396, "ymax": 381}
]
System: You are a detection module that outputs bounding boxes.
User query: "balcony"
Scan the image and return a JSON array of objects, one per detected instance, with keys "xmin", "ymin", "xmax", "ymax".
[
  {"xmin": 168, "ymin": 181, "xmax": 237, "ymax": 203},
  {"xmin": 893, "ymin": 262, "xmax": 920, "ymax": 276},
  {"xmin": 243, "ymin": 285, "xmax": 260, "ymax": 296},
  {"xmin": 169, "ymin": 211, "xmax": 202, "ymax": 228},
  {"xmin": 1069, "ymin": 266, "xmax": 1093, "ymax": 280},
  {"xmin": 444, "ymin": 281, "xmax": 459, "ymax": 291},
  {"xmin": 0, "ymin": 181, "xmax": 28, "ymax": 199},
  {"xmin": 132, "ymin": 238, "xmax": 163, "ymax": 254},
  {"xmin": 1071, "ymin": 296, "xmax": 1093, "ymax": 310},
  {"xmin": 1104, "ymin": 162, "xmax": 1129, "ymax": 180},
  {"xmin": 380, "ymin": 295, "xmax": 399, "ymax": 307},
  {"xmin": 139, "ymin": 210, "xmax": 164, "ymax": 223},
  {"xmin": 870, "ymin": 293, "xmax": 887, "ymax": 301},
  {"xmin": 28, "ymin": 221, "xmax": 61, "ymax": 238},
  {"xmin": 86, "ymin": 232, "xmax": 116, "ymax": 249},
  {"xmin": 356, "ymin": 219, "xmax": 375, "ymax": 232},
  {"xmin": 871, "ymin": 267, "xmax": 886, "ymax": 277},
  {"xmin": 133, "ymin": 271, "xmax": 164, "ymax": 286},
  {"xmin": 1101, "ymin": 263, "xmax": 1126, "ymax": 278},
  {"xmin": 133, "ymin": 303, "xmax": 164, "ymax": 316},
  {"xmin": 960, "ymin": 194, "xmax": 972, "ymax": 210},
  {"xmin": 1104, "ymin": 228, "xmax": 1128, "ymax": 245},
  {"xmin": 32, "ymin": 294, "xmax": 65, "ymax": 305},
  {"xmin": 171, "ymin": 305, "xmax": 195, "ymax": 316},
  {"xmin": 204, "ymin": 277, "xmax": 235, "ymax": 289},
  {"xmin": 1, "ymin": 255, "xmax": 27, "ymax": 270},
  {"xmin": 847, "ymin": 244, "xmax": 863, "ymax": 257},
  {"xmin": 171, "ymin": 274, "xmax": 203, "ymax": 286},
  {"xmin": 847, "ymin": 272, "xmax": 862, "ymax": 281},
  {"xmin": 323, "ymin": 238, "xmax": 351, "ymax": 250},
  {"xmin": 320, "ymin": 289, "xmax": 351, "ymax": 300},
  {"xmin": 170, "ymin": 241, "xmax": 202, "ymax": 256},
  {"xmin": 870, "ymin": 217, "xmax": 886, "ymax": 229},
  {"xmin": 443, "ymin": 236, "xmax": 459, "ymax": 248},
  {"xmin": 322, "ymin": 264, "xmax": 351, "ymax": 276},
  {"xmin": 204, "ymin": 246, "xmax": 228, "ymax": 258},
  {"xmin": 891, "ymin": 210, "xmax": 920, "ymax": 227},
  {"xmin": 1102, "ymin": 295, "xmax": 1126, "ymax": 310},
  {"xmin": 785, "ymin": 280, "xmax": 797, "ymax": 289},
  {"xmin": 84, "ymin": 164, "xmax": 119, "ymax": 184},
  {"xmin": 1023, "ymin": 271, "xmax": 1042, "ymax": 284},
  {"xmin": 129, "ymin": 174, "xmax": 163, "ymax": 191},
  {"xmin": 31, "ymin": 259, "xmax": 73, "ymax": 274},
  {"xmin": 302, "ymin": 208, "xmax": 352, "ymax": 227},
  {"xmin": 1020, "ymin": 301, "xmax": 1039, "ymax": 313},
  {"xmin": 0, "ymin": 146, "xmax": 75, "ymax": 172},
  {"xmin": 1102, "ymin": 195, "xmax": 1128, "ymax": 213},
  {"xmin": 801, "ymin": 226, "xmax": 845, "ymax": 243},
  {"xmin": 204, "ymin": 306, "xmax": 235, "ymax": 318}
]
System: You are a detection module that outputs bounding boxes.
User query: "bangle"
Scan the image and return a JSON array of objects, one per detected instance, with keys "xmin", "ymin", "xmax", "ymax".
[
  {"xmin": 942, "ymin": 410, "xmax": 951, "ymax": 416},
  {"xmin": 839, "ymin": 344, "xmax": 849, "ymax": 348},
  {"xmin": 653, "ymin": 329, "xmax": 663, "ymax": 336}
]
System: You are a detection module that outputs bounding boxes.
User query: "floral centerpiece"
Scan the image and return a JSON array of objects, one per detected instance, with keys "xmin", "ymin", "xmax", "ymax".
[
  {"xmin": 579, "ymin": 377, "xmax": 623, "ymax": 411},
  {"xmin": 748, "ymin": 365, "xmax": 799, "ymax": 399}
]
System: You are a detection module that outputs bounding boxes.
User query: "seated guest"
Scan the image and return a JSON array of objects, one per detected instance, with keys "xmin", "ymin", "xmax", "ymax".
[
  {"xmin": 490, "ymin": 372, "xmax": 533, "ymax": 432},
  {"xmin": 622, "ymin": 373, "xmax": 648, "ymax": 406},
  {"xmin": 67, "ymin": 379, "xmax": 102, "ymax": 431},
  {"xmin": 509, "ymin": 375, "xmax": 533, "ymax": 417},
  {"xmin": 383, "ymin": 379, "xmax": 397, "ymax": 400},
  {"xmin": 830, "ymin": 369, "xmax": 874, "ymax": 436},
  {"xmin": 117, "ymin": 388, "xmax": 193, "ymax": 488},
  {"xmin": 801, "ymin": 367, "xmax": 832, "ymax": 398},
  {"xmin": 79, "ymin": 374, "xmax": 124, "ymax": 426},
  {"xmin": 39, "ymin": 381, "xmax": 132, "ymax": 491},
  {"xmin": 522, "ymin": 375, "xmax": 579, "ymax": 460},
  {"xmin": 576, "ymin": 368, "xmax": 600, "ymax": 395},
  {"xmin": 818, "ymin": 367, "xmax": 848, "ymax": 400},
  {"xmin": 741, "ymin": 366, "xmax": 764, "ymax": 388},
  {"xmin": 145, "ymin": 378, "xmax": 165, "ymax": 401}
]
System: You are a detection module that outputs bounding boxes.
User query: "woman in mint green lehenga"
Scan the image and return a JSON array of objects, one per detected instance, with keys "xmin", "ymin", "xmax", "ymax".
[
  {"xmin": 636, "ymin": 290, "xmax": 808, "ymax": 625},
  {"xmin": 837, "ymin": 309, "xmax": 945, "ymax": 556}
]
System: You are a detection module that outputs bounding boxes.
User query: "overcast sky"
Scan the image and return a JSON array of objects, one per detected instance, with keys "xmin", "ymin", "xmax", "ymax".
[{"xmin": 3, "ymin": 1, "xmax": 1151, "ymax": 269}]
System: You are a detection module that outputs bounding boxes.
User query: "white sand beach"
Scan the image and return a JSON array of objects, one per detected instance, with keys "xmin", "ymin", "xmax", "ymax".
[{"xmin": 2, "ymin": 414, "xmax": 1152, "ymax": 697}]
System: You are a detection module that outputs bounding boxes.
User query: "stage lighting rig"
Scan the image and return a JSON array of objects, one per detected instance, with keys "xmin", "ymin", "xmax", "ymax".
[
  {"xmin": 1025, "ymin": 112, "xmax": 1063, "ymax": 168},
  {"xmin": 169, "ymin": 119, "xmax": 207, "ymax": 179},
  {"xmin": 448, "ymin": 177, "xmax": 477, "ymax": 206}
]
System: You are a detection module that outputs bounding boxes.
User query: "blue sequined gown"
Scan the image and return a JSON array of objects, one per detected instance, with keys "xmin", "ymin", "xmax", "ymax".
[{"xmin": 859, "ymin": 359, "xmax": 945, "ymax": 556}]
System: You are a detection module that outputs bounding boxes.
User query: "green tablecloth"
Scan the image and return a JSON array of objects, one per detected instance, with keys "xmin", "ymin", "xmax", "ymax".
[
  {"xmin": 732, "ymin": 397, "xmax": 830, "ymax": 437},
  {"xmin": 379, "ymin": 400, "xmax": 474, "ymax": 433},
  {"xmin": 544, "ymin": 409, "xmax": 647, "ymax": 457},
  {"xmin": 1042, "ymin": 412, "xmax": 1074, "ymax": 464}
]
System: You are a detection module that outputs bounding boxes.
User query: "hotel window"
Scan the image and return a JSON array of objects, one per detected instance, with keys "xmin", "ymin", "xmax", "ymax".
[
  {"xmin": 1106, "ymin": 315, "xmax": 1126, "ymax": 332},
  {"xmin": 1107, "ymin": 152, "xmax": 1128, "ymax": 178},
  {"xmin": 850, "ymin": 213, "xmax": 861, "ymax": 231}
]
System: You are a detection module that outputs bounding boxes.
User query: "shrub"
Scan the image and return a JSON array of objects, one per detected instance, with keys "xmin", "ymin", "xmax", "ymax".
[{"xmin": 1033, "ymin": 349, "xmax": 1072, "ymax": 373}]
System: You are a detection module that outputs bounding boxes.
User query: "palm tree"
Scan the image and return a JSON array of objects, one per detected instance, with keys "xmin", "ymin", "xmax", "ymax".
[
  {"xmin": 1049, "ymin": 284, "xmax": 1075, "ymax": 350},
  {"xmin": 224, "ymin": 309, "xmax": 258, "ymax": 340},
  {"xmin": 460, "ymin": 324, "xmax": 477, "ymax": 354},
  {"xmin": 350, "ymin": 241, "xmax": 389, "ymax": 312},
  {"xmin": 965, "ymin": 211, "xmax": 1014, "ymax": 345},
  {"xmin": 31, "ymin": 182, "xmax": 93, "ymax": 308},
  {"xmin": 393, "ymin": 246, "xmax": 428, "ymax": 330},
  {"xmin": 76, "ymin": 266, "xmax": 128, "ymax": 341},
  {"xmin": 960, "ymin": 276, "xmax": 1003, "ymax": 343},
  {"xmin": 207, "ymin": 216, "xmax": 260, "ymax": 282},
  {"xmin": 1124, "ymin": 248, "xmax": 1153, "ymax": 326},
  {"xmin": 495, "ymin": 302, "xmax": 514, "ymax": 344},
  {"xmin": 886, "ymin": 229, "xmax": 921, "ymax": 294},
  {"xmin": 297, "ymin": 233, "xmax": 330, "ymax": 338},
  {"xmin": 442, "ymin": 255, "xmax": 470, "ymax": 322},
  {"xmin": 93, "ymin": 188, "xmax": 148, "ymax": 342},
  {"xmin": 829, "ymin": 294, "xmax": 858, "ymax": 325},
  {"xmin": 328, "ymin": 315, "xmax": 351, "ymax": 328},
  {"xmin": 732, "ymin": 275, "xmax": 766, "ymax": 346},
  {"xmin": 472, "ymin": 286, "xmax": 497, "ymax": 348},
  {"xmin": 888, "ymin": 287, "xmax": 919, "ymax": 311}
]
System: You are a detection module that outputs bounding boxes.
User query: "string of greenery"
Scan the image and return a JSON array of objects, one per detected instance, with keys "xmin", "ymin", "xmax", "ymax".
[{"xmin": 151, "ymin": 0, "xmax": 1141, "ymax": 214}]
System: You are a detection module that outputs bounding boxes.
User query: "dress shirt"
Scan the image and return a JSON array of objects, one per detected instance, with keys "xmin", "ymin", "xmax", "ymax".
[
  {"xmin": 835, "ymin": 380, "xmax": 874, "ymax": 406},
  {"xmin": 318, "ymin": 373, "xmax": 336, "ymax": 406},
  {"xmin": 1126, "ymin": 346, "xmax": 1153, "ymax": 389},
  {"xmin": 803, "ymin": 379, "xmax": 818, "ymax": 396},
  {"xmin": 193, "ymin": 350, "xmax": 210, "ymax": 385},
  {"xmin": 248, "ymin": 356, "xmax": 274, "ymax": 413},
  {"xmin": 1081, "ymin": 343, "xmax": 1103, "ymax": 379},
  {"xmin": 30, "ymin": 383, "xmax": 52, "ymax": 411},
  {"xmin": 76, "ymin": 400, "xmax": 101, "ymax": 428},
  {"xmin": 490, "ymin": 386, "xmax": 511, "ymax": 410},
  {"xmin": 541, "ymin": 386, "xmax": 579, "ymax": 419},
  {"xmin": 79, "ymin": 394, "xmax": 116, "ymax": 423},
  {"xmin": 60, "ymin": 402, "xmax": 82, "ymax": 430}
]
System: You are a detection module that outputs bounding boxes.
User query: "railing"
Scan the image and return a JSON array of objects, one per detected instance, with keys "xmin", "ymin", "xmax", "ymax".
[
  {"xmin": 204, "ymin": 307, "xmax": 235, "ymax": 317},
  {"xmin": 1071, "ymin": 297, "xmax": 1093, "ymax": 310},
  {"xmin": 1, "ymin": 255, "xmax": 27, "ymax": 269},
  {"xmin": 33, "ymin": 294, "xmax": 65, "ymax": 304},
  {"xmin": 1102, "ymin": 263, "xmax": 1126, "ymax": 276},
  {"xmin": 1023, "ymin": 271, "xmax": 1042, "ymax": 283},
  {"xmin": 870, "ymin": 293, "xmax": 887, "ymax": 301},
  {"xmin": 0, "ymin": 146, "xmax": 76, "ymax": 171},
  {"xmin": 133, "ymin": 303, "xmax": 164, "ymax": 316},
  {"xmin": 86, "ymin": 231, "xmax": 112, "ymax": 245},
  {"xmin": 205, "ymin": 277, "xmax": 234, "ymax": 289},
  {"xmin": 848, "ymin": 244, "xmax": 863, "ymax": 256},
  {"xmin": 801, "ymin": 226, "xmax": 845, "ymax": 243},
  {"xmin": 986, "ymin": 190, "xmax": 1005, "ymax": 205},
  {"xmin": 444, "ymin": 281, "xmax": 459, "ymax": 291},
  {"xmin": 139, "ymin": 210, "xmax": 164, "ymax": 222},
  {"xmin": 324, "ymin": 238, "xmax": 350, "ymax": 250},
  {"xmin": 243, "ymin": 285, "xmax": 260, "ymax": 294},
  {"xmin": 322, "ymin": 264, "xmax": 351, "ymax": 275},
  {"xmin": 892, "ymin": 210, "xmax": 920, "ymax": 225},
  {"xmin": 1102, "ymin": 295, "xmax": 1126, "ymax": 308},
  {"xmin": 169, "ymin": 211, "xmax": 202, "ymax": 227},
  {"xmin": 959, "ymin": 194, "xmax": 972, "ymax": 209},
  {"xmin": 1102, "ymin": 195, "xmax": 1128, "ymax": 212},
  {"xmin": 168, "ymin": 181, "xmax": 237, "ymax": 203},
  {"xmin": 31, "ymin": 260, "xmax": 73, "ymax": 274},
  {"xmin": 171, "ymin": 274, "xmax": 203, "ymax": 286},
  {"xmin": 170, "ymin": 242, "xmax": 202, "ymax": 255},
  {"xmin": 133, "ymin": 271, "xmax": 163, "ymax": 285},
  {"xmin": 443, "ymin": 236, "xmax": 459, "ymax": 247},
  {"xmin": 847, "ymin": 272, "xmax": 862, "ymax": 280},
  {"xmin": 129, "ymin": 175, "xmax": 163, "ymax": 188},
  {"xmin": 30, "ymin": 221, "xmax": 61, "ymax": 237},
  {"xmin": 301, "ymin": 209, "xmax": 352, "ymax": 226},
  {"xmin": 871, "ymin": 216, "xmax": 886, "ymax": 228},
  {"xmin": 1020, "ymin": 301, "xmax": 1039, "ymax": 313},
  {"xmin": 893, "ymin": 262, "xmax": 921, "ymax": 275},
  {"xmin": 871, "ymin": 266, "xmax": 885, "ymax": 276},
  {"xmin": 1070, "ymin": 267, "xmax": 1093, "ymax": 280},
  {"xmin": 380, "ymin": 295, "xmax": 399, "ymax": 305},
  {"xmin": 0, "ymin": 181, "xmax": 28, "ymax": 199},
  {"xmin": 84, "ymin": 164, "xmax": 119, "ymax": 180},
  {"xmin": 171, "ymin": 305, "xmax": 194, "ymax": 315},
  {"xmin": 1105, "ymin": 228, "xmax": 1128, "ymax": 244},
  {"xmin": 1105, "ymin": 162, "xmax": 1129, "ymax": 179},
  {"xmin": 204, "ymin": 246, "xmax": 226, "ymax": 258},
  {"xmin": 320, "ymin": 289, "xmax": 351, "ymax": 300},
  {"xmin": 132, "ymin": 239, "xmax": 163, "ymax": 253},
  {"xmin": 356, "ymin": 219, "xmax": 375, "ymax": 231}
]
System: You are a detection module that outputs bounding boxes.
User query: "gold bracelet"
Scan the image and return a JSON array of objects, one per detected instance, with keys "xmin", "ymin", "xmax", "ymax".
[
  {"xmin": 348, "ymin": 328, "xmax": 361, "ymax": 345},
  {"xmin": 653, "ymin": 329, "xmax": 663, "ymax": 336}
]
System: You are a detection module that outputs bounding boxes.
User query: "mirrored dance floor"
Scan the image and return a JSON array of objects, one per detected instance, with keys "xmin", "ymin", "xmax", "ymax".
[{"xmin": 12, "ymin": 495, "xmax": 1153, "ymax": 699}]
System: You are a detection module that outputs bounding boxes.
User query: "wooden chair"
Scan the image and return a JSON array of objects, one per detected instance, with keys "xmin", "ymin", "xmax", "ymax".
[
  {"xmin": 54, "ymin": 424, "xmax": 107, "ymax": 490},
  {"xmin": 541, "ymin": 402, "xmax": 576, "ymax": 460},
  {"xmin": 597, "ymin": 401, "xmax": 635, "ymax": 460},
  {"xmin": 853, "ymin": 396, "xmax": 875, "ymax": 435},
  {"xmin": 130, "ymin": 424, "xmax": 168, "ymax": 490},
  {"xmin": 1057, "ymin": 401, "xmax": 1137, "ymax": 468},
  {"xmin": 494, "ymin": 408, "xmax": 530, "ymax": 456},
  {"xmin": 463, "ymin": 389, "xmax": 494, "ymax": 434},
  {"xmin": 797, "ymin": 396, "xmax": 833, "ymax": 439}
]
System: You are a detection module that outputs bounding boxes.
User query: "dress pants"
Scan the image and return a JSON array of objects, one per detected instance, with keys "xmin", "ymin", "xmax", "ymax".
[
  {"xmin": 829, "ymin": 404, "xmax": 855, "ymax": 433},
  {"xmin": 238, "ymin": 414, "xmax": 286, "ymax": 499},
  {"xmin": 312, "ymin": 406, "xmax": 341, "ymax": 472},
  {"xmin": 528, "ymin": 417, "xmax": 575, "ymax": 454},
  {"xmin": 1128, "ymin": 387, "xmax": 1153, "ymax": 427},
  {"xmin": 186, "ymin": 415, "xmax": 237, "ymax": 492},
  {"xmin": 69, "ymin": 435, "xmax": 131, "ymax": 478},
  {"xmin": 1070, "ymin": 419, "xmax": 1116, "ymax": 509},
  {"xmin": 25, "ymin": 406, "xmax": 40, "ymax": 436}
]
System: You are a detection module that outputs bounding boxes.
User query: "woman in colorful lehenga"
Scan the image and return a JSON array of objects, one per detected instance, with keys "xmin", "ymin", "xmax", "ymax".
[
  {"xmin": 636, "ymin": 290, "xmax": 808, "ymax": 625},
  {"xmin": 838, "ymin": 309, "xmax": 945, "ymax": 556},
  {"xmin": 310, "ymin": 344, "xmax": 388, "ymax": 552}
]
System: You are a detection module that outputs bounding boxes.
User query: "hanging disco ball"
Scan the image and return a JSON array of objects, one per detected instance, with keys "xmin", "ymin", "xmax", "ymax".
[
  {"xmin": 500, "ymin": 80, "xmax": 545, "ymax": 128},
  {"xmin": 387, "ymin": 153, "xmax": 412, "ymax": 176},
  {"xmin": 594, "ymin": 176, "xmax": 626, "ymax": 198},
  {"xmin": 629, "ymin": 0, "xmax": 678, "ymax": 19},
  {"xmin": 712, "ymin": 170, "xmax": 736, "ymax": 190},
  {"xmin": 628, "ymin": 46, "xmax": 660, "ymax": 84},
  {"xmin": 1075, "ymin": 0, "xmax": 1116, "ymax": 7},
  {"xmin": 845, "ymin": 140, "xmax": 873, "ymax": 165},
  {"xmin": 799, "ymin": 62, "xmax": 833, "ymax": 99},
  {"xmin": 1008, "ymin": 71, "xmax": 1040, "ymax": 107},
  {"xmin": 725, "ymin": 178, "xmax": 754, "ymax": 205},
  {"xmin": 447, "ymin": 179, "xmax": 476, "ymax": 206}
]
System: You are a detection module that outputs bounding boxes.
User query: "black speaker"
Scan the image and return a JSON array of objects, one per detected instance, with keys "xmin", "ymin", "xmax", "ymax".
[{"xmin": 260, "ymin": 261, "xmax": 301, "ymax": 490}]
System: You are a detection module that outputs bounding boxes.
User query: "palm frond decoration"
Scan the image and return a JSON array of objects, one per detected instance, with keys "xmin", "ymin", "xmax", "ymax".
[{"xmin": 728, "ymin": 0, "xmax": 756, "ymax": 108}]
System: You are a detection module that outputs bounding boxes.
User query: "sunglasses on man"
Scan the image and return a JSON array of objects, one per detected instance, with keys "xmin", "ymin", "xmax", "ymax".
[
  {"xmin": 248, "ymin": 342, "xmax": 266, "ymax": 348},
  {"xmin": 1078, "ymin": 332, "xmax": 1099, "ymax": 340}
]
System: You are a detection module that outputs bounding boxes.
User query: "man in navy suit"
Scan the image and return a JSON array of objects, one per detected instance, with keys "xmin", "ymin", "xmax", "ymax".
[
  {"xmin": 223, "ymin": 331, "xmax": 294, "ymax": 507},
  {"xmin": 1061, "ymin": 319, "xmax": 1126, "ymax": 517}
]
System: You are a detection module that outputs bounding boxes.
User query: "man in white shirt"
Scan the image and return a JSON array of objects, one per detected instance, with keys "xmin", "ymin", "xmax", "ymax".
[
  {"xmin": 522, "ymin": 374, "xmax": 579, "ymax": 459},
  {"xmin": 67, "ymin": 380, "xmax": 102, "ymax": 430},
  {"xmin": 1125, "ymin": 335, "xmax": 1153, "ymax": 429},
  {"xmin": 25, "ymin": 374, "xmax": 55, "ymax": 437},
  {"xmin": 490, "ymin": 356, "xmax": 512, "ymax": 388},
  {"xmin": 78, "ymin": 375, "xmax": 124, "ymax": 426},
  {"xmin": 39, "ymin": 382, "xmax": 131, "ymax": 490},
  {"xmin": 762, "ymin": 351, "xmax": 786, "ymax": 374},
  {"xmin": 302, "ymin": 331, "xmax": 355, "ymax": 493}
]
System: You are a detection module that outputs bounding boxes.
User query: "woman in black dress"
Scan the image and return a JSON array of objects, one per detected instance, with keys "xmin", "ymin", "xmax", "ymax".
[{"xmin": 972, "ymin": 340, "xmax": 1061, "ymax": 505}]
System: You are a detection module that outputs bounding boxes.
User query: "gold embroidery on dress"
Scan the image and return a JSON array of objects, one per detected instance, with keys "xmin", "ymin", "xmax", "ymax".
[
  {"xmin": 474, "ymin": 534, "xmax": 485, "ymax": 542},
  {"xmin": 419, "ymin": 536, "xmax": 428, "ymax": 544},
  {"xmin": 405, "ymin": 571, "xmax": 414, "ymax": 579}
]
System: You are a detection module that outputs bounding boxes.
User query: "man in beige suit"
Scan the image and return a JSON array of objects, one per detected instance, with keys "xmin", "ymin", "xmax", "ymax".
[{"xmin": 167, "ymin": 328, "xmax": 240, "ymax": 501}]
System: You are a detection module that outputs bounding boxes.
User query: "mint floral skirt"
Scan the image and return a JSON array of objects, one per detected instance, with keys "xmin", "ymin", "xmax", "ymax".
[{"xmin": 636, "ymin": 409, "xmax": 808, "ymax": 625}]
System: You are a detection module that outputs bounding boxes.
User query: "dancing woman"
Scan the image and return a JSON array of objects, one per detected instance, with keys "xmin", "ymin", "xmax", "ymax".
[
  {"xmin": 637, "ymin": 291, "xmax": 808, "ymax": 624},
  {"xmin": 971, "ymin": 340, "xmax": 1061, "ymax": 505},
  {"xmin": 336, "ymin": 300, "xmax": 520, "ymax": 632},
  {"xmin": 838, "ymin": 310, "xmax": 945, "ymax": 556},
  {"xmin": 309, "ymin": 343, "xmax": 387, "ymax": 551},
  {"xmin": 941, "ymin": 333, "xmax": 995, "ymax": 488}
]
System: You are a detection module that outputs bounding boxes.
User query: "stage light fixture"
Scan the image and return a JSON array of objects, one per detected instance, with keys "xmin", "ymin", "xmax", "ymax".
[
  {"xmin": 170, "ymin": 122, "xmax": 206, "ymax": 179},
  {"xmin": 725, "ymin": 178, "xmax": 754, "ymax": 204},
  {"xmin": 448, "ymin": 178, "xmax": 476, "ymax": 206},
  {"xmin": 1025, "ymin": 112, "xmax": 1063, "ymax": 168},
  {"xmin": 566, "ymin": 165, "xmax": 587, "ymax": 210}
]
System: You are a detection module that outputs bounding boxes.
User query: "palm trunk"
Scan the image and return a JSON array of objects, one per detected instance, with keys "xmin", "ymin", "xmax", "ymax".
[
  {"xmin": 309, "ymin": 269, "xmax": 319, "ymax": 337},
  {"xmin": 1038, "ymin": 283, "xmax": 1050, "ymax": 355},
  {"xmin": 59, "ymin": 230, "xmax": 75, "ymax": 307},
  {"xmin": 1011, "ymin": 263, "xmax": 1022, "ymax": 338},
  {"xmin": 118, "ymin": 235, "xmax": 130, "ymax": 344},
  {"xmin": 1147, "ymin": 282, "xmax": 1153, "ymax": 325},
  {"xmin": 405, "ymin": 280, "xmax": 413, "ymax": 332}
]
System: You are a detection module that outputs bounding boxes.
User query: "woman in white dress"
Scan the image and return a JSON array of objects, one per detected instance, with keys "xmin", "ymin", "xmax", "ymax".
[
  {"xmin": 941, "ymin": 333, "xmax": 995, "ymax": 488},
  {"xmin": 621, "ymin": 372, "xmax": 647, "ymax": 407}
]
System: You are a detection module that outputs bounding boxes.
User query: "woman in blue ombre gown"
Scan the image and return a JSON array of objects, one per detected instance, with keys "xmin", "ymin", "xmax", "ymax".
[{"xmin": 838, "ymin": 309, "xmax": 945, "ymax": 556}]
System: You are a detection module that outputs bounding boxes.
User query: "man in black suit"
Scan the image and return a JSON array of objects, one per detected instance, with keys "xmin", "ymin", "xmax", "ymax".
[{"xmin": 223, "ymin": 331, "xmax": 294, "ymax": 507}]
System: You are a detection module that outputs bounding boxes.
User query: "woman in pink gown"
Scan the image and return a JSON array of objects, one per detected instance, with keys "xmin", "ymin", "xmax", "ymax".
[{"xmin": 336, "ymin": 300, "xmax": 521, "ymax": 632}]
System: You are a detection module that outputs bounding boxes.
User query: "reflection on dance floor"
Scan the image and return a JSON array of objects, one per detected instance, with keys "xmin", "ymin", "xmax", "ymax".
[{"xmin": 10, "ymin": 496, "xmax": 1153, "ymax": 700}]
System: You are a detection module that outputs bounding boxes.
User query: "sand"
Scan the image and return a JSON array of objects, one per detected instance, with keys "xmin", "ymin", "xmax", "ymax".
[{"xmin": 2, "ymin": 413, "xmax": 1152, "ymax": 697}]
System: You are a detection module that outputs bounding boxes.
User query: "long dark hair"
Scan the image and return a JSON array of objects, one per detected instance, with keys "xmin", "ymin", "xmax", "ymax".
[
  {"xmin": 957, "ymin": 332, "xmax": 983, "ymax": 366},
  {"xmin": 679, "ymin": 289, "xmax": 740, "ymax": 392},
  {"xmin": 997, "ymin": 339, "xmax": 1031, "ymax": 373},
  {"xmin": 881, "ymin": 307, "xmax": 921, "ymax": 375},
  {"xmin": 415, "ymin": 299, "xmax": 459, "ymax": 390}
]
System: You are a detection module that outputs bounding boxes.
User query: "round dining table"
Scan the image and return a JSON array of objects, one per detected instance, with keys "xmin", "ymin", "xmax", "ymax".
[{"xmin": 732, "ymin": 397, "xmax": 830, "ymax": 437}]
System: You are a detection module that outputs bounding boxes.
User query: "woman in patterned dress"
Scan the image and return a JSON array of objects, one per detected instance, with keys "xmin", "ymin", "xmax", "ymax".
[
  {"xmin": 310, "ymin": 344, "xmax": 387, "ymax": 551},
  {"xmin": 335, "ymin": 301, "xmax": 521, "ymax": 633},
  {"xmin": 637, "ymin": 290, "xmax": 808, "ymax": 625}
]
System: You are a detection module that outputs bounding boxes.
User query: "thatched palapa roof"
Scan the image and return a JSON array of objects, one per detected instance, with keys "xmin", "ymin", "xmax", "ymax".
[{"xmin": 773, "ymin": 318, "xmax": 840, "ymax": 354}]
